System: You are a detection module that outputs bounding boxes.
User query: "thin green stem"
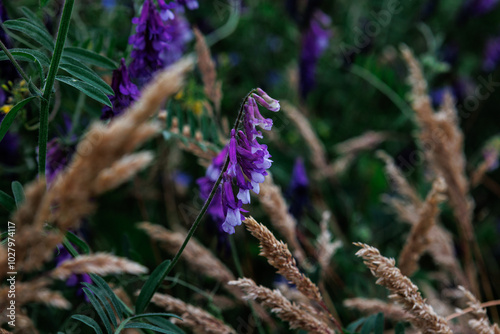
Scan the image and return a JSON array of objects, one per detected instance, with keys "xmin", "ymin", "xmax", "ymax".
[
  {"xmin": 0, "ymin": 39, "xmax": 42, "ymax": 96},
  {"xmin": 38, "ymin": 0, "xmax": 75, "ymax": 176},
  {"xmin": 68, "ymin": 91, "xmax": 85, "ymax": 139},
  {"xmin": 350, "ymin": 64, "xmax": 414, "ymax": 121},
  {"xmin": 229, "ymin": 235, "xmax": 266, "ymax": 334}
]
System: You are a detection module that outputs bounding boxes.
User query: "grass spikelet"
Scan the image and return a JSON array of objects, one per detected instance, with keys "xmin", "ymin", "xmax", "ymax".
[
  {"xmin": 244, "ymin": 216, "xmax": 322, "ymax": 302},
  {"xmin": 398, "ymin": 177, "xmax": 447, "ymax": 276},
  {"xmin": 50, "ymin": 253, "xmax": 148, "ymax": 279},
  {"xmin": 401, "ymin": 46, "xmax": 477, "ymax": 292},
  {"xmin": 316, "ymin": 211, "xmax": 342, "ymax": 275},
  {"xmin": 258, "ymin": 175, "xmax": 306, "ymax": 263},
  {"xmin": 138, "ymin": 222, "xmax": 235, "ymax": 283},
  {"xmin": 93, "ymin": 151, "xmax": 154, "ymax": 194},
  {"xmin": 194, "ymin": 28, "xmax": 221, "ymax": 112},
  {"xmin": 343, "ymin": 298, "xmax": 412, "ymax": 321},
  {"xmin": 459, "ymin": 286, "xmax": 500, "ymax": 334},
  {"xmin": 151, "ymin": 293, "xmax": 236, "ymax": 334},
  {"xmin": 354, "ymin": 242, "xmax": 453, "ymax": 334},
  {"xmin": 228, "ymin": 278, "xmax": 334, "ymax": 334}
]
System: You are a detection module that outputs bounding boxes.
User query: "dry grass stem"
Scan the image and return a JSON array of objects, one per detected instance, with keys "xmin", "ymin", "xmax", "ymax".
[
  {"xmin": 244, "ymin": 216, "xmax": 322, "ymax": 302},
  {"xmin": 335, "ymin": 131, "xmax": 390, "ymax": 156},
  {"xmin": 343, "ymin": 298, "xmax": 412, "ymax": 321},
  {"xmin": 398, "ymin": 177, "xmax": 447, "ymax": 276},
  {"xmin": 258, "ymin": 175, "xmax": 306, "ymax": 263},
  {"xmin": 229, "ymin": 278, "xmax": 334, "ymax": 334},
  {"xmin": 151, "ymin": 293, "xmax": 236, "ymax": 334},
  {"xmin": 316, "ymin": 211, "xmax": 342, "ymax": 274},
  {"xmin": 355, "ymin": 242, "xmax": 453, "ymax": 334},
  {"xmin": 2, "ymin": 57, "xmax": 194, "ymax": 276},
  {"xmin": 194, "ymin": 28, "xmax": 221, "ymax": 112},
  {"xmin": 281, "ymin": 101, "xmax": 330, "ymax": 177},
  {"xmin": 138, "ymin": 222, "xmax": 235, "ymax": 283},
  {"xmin": 51, "ymin": 253, "xmax": 147, "ymax": 279},
  {"xmin": 459, "ymin": 286, "xmax": 500, "ymax": 334},
  {"xmin": 401, "ymin": 46, "xmax": 477, "ymax": 292}
]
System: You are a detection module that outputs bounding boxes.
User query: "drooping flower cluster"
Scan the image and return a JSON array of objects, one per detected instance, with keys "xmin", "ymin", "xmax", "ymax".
[
  {"xmin": 101, "ymin": 59, "xmax": 140, "ymax": 120},
  {"xmin": 299, "ymin": 10, "xmax": 332, "ymax": 97},
  {"xmin": 197, "ymin": 89, "xmax": 280, "ymax": 234},
  {"xmin": 129, "ymin": 0, "xmax": 192, "ymax": 83}
]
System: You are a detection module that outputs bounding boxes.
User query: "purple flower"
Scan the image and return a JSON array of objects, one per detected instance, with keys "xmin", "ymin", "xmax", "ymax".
[
  {"xmin": 0, "ymin": 1, "xmax": 18, "ymax": 81},
  {"xmin": 483, "ymin": 36, "xmax": 500, "ymax": 71},
  {"xmin": 299, "ymin": 10, "xmax": 332, "ymax": 97},
  {"xmin": 129, "ymin": 0, "xmax": 192, "ymax": 83},
  {"xmin": 288, "ymin": 158, "xmax": 309, "ymax": 221},
  {"xmin": 55, "ymin": 246, "xmax": 92, "ymax": 301},
  {"xmin": 176, "ymin": 0, "xmax": 199, "ymax": 10},
  {"xmin": 46, "ymin": 138, "xmax": 74, "ymax": 185},
  {"xmin": 101, "ymin": 59, "xmax": 140, "ymax": 120},
  {"xmin": 460, "ymin": 0, "xmax": 499, "ymax": 18},
  {"xmin": 198, "ymin": 89, "xmax": 280, "ymax": 234}
]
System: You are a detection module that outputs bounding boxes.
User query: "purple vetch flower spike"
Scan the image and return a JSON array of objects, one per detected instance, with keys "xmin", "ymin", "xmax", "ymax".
[
  {"xmin": 158, "ymin": 0, "xmax": 176, "ymax": 20},
  {"xmin": 102, "ymin": 58, "xmax": 140, "ymax": 120},
  {"xmin": 197, "ymin": 89, "xmax": 280, "ymax": 234}
]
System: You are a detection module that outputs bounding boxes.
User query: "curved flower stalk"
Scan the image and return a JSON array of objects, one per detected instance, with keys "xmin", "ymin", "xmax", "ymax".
[{"xmin": 197, "ymin": 88, "xmax": 280, "ymax": 234}]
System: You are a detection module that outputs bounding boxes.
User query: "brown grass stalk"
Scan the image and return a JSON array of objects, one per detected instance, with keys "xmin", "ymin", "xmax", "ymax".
[
  {"xmin": 258, "ymin": 175, "xmax": 306, "ymax": 263},
  {"xmin": 398, "ymin": 177, "xmax": 446, "ymax": 276},
  {"xmin": 401, "ymin": 46, "xmax": 478, "ymax": 293},
  {"xmin": 151, "ymin": 293, "xmax": 236, "ymax": 334},
  {"xmin": 1, "ymin": 57, "xmax": 194, "ymax": 276},
  {"xmin": 229, "ymin": 278, "xmax": 334, "ymax": 334},
  {"xmin": 194, "ymin": 28, "xmax": 221, "ymax": 113},
  {"xmin": 244, "ymin": 216, "xmax": 322, "ymax": 302},
  {"xmin": 51, "ymin": 253, "xmax": 148, "ymax": 279},
  {"xmin": 355, "ymin": 242, "xmax": 453, "ymax": 334},
  {"xmin": 459, "ymin": 286, "xmax": 500, "ymax": 334},
  {"xmin": 343, "ymin": 298, "xmax": 412, "ymax": 321}
]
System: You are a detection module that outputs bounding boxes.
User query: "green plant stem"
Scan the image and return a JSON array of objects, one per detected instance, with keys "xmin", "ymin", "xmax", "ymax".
[
  {"xmin": 350, "ymin": 64, "xmax": 414, "ymax": 121},
  {"xmin": 229, "ymin": 235, "xmax": 266, "ymax": 334},
  {"xmin": 0, "ymin": 39, "xmax": 42, "ymax": 96},
  {"xmin": 38, "ymin": 0, "xmax": 75, "ymax": 176}
]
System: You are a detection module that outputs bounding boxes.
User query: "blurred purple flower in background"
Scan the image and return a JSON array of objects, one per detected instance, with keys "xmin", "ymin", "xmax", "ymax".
[
  {"xmin": 45, "ymin": 138, "xmax": 74, "ymax": 185},
  {"xmin": 129, "ymin": 0, "xmax": 192, "ymax": 83},
  {"xmin": 55, "ymin": 246, "xmax": 92, "ymax": 301},
  {"xmin": 101, "ymin": 59, "xmax": 140, "ymax": 120},
  {"xmin": 0, "ymin": 0, "xmax": 18, "ymax": 81},
  {"xmin": 430, "ymin": 77, "xmax": 474, "ymax": 108},
  {"xmin": 287, "ymin": 158, "xmax": 309, "ymax": 221},
  {"xmin": 460, "ymin": 0, "xmax": 499, "ymax": 18},
  {"xmin": 299, "ymin": 10, "xmax": 332, "ymax": 97},
  {"xmin": 483, "ymin": 35, "xmax": 500, "ymax": 71},
  {"xmin": 176, "ymin": 0, "xmax": 199, "ymax": 10}
]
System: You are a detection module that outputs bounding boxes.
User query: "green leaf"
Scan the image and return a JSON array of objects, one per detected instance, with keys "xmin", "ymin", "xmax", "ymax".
[
  {"xmin": 65, "ymin": 231, "xmax": 90, "ymax": 254},
  {"xmin": 62, "ymin": 237, "xmax": 80, "ymax": 258},
  {"xmin": 82, "ymin": 283, "xmax": 118, "ymax": 329},
  {"xmin": 59, "ymin": 58, "xmax": 114, "ymax": 95},
  {"xmin": 360, "ymin": 314, "xmax": 376, "ymax": 334},
  {"xmin": 3, "ymin": 18, "xmax": 54, "ymax": 50},
  {"xmin": 56, "ymin": 76, "xmax": 111, "ymax": 107},
  {"xmin": 89, "ymin": 274, "xmax": 132, "ymax": 319},
  {"xmin": 0, "ymin": 190, "xmax": 16, "ymax": 212},
  {"xmin": 0, "ymin": 49, "xmax": 46, "ymax": 83},
  {"xmin": 63, "ymin": 47, "xmax": 117, "ymax": 69},
  {"xmin": 124, "ymin": 322, "xmax": 178, "ymax": 334},
  {"xmin": 145, "ymin": 317, "xmax": 185, "ymax": 334},
  {"xmin": 0, "ymin": 97, "xmax": 37, "ymax": 144},
  {"xmin": 374, "ymin": 313, "xmax": 384, "ymax": 334},
  {"xmin": 135, "ymin": 260, "xmax": 171, "ymax": 314},
  {"xmin": 11, "ymin": 182, "xmax": 25, "ymax": 209},
  {"xmin": 71, "ymin": 315, "xmax": 103, "ymax": 334},
  {"xmin": 127, "ymin": 313, "xmax": 182, "ymax": 322},
  {"xmin": 346, "ymin": 317, "xmax": 367, "ymax": 333},
  {"xmin": 20, "ymin": 7, "xmax": 46, "ymax": 30},
  {"xmin": 82, "ymin": 287, "xmax": 113, "ymax": 334},
  {"xmin": 395, "ymin": 323, "xmax": 405, "ymax": 334}
]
